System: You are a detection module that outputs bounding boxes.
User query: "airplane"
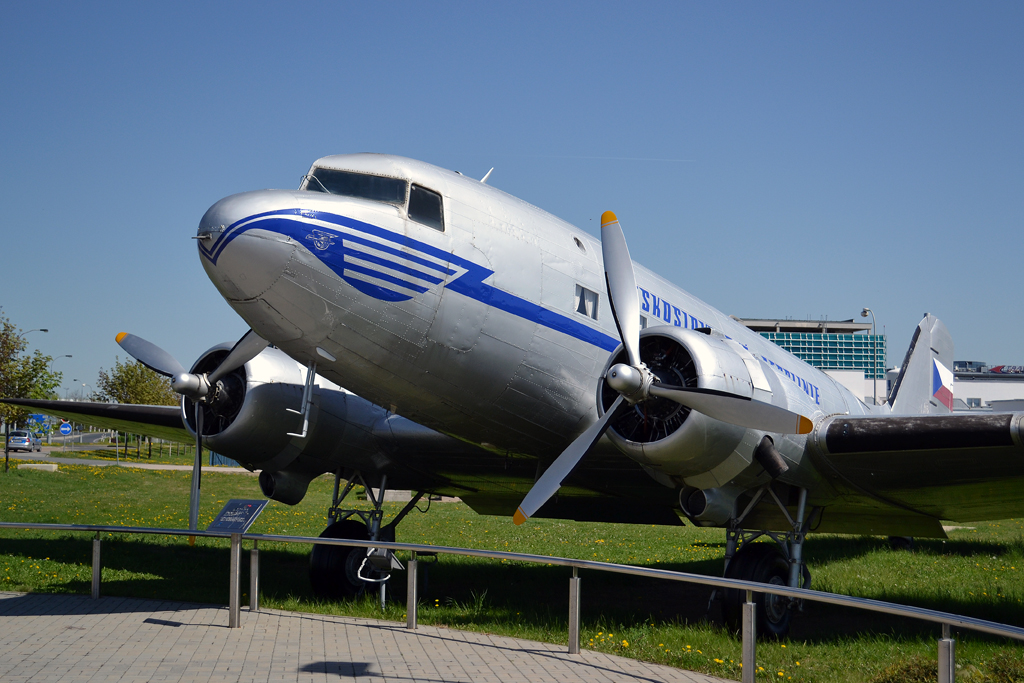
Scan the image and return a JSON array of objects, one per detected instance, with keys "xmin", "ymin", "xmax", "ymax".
[{"xmin": 8, "ymin": 153, "xmax": 1023, "ymax": 636}]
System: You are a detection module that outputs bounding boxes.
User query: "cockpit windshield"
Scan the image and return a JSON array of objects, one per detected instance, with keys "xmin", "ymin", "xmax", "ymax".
[{"xmin": 303, "ymin": 167, "xmax": 408, "ymax": 206}]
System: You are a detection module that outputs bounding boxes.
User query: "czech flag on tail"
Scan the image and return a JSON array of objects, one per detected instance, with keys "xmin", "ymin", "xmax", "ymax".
[{"xmin": 932, "ymin": 358, "xmax": 955, "ymax": 410}]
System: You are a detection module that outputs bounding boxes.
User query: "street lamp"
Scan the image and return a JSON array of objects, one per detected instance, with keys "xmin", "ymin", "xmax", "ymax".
[
  {"xmin": 49, "ymin": 354, "xmax": 72, "ymax": 371},
  {"xmin": 861, "ymin": 308, "xmax": 877, "ymax": 406}
]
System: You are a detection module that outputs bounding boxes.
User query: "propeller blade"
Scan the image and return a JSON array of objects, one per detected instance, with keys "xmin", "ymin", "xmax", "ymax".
[
  {"xmin": 115, "ymin": 332, "xmax": 187, "ymax": 378},
  {"xmin": 601, "ymin": 211, "xmax": 642, "ymax": 368},
  {"xmin": 648, "ymin": 383, "xmax": 813, "ymax": 435},
  {"xmin": 188, "ymin": 403, "xmax": 203, "ymax": 532},
  {"xmin": 208, "ymin": 330, "xmax": 268, "ymax": 384},
  {"xmin": 514, "ymin": 395, "xmax": 626, "ymax": 525}
]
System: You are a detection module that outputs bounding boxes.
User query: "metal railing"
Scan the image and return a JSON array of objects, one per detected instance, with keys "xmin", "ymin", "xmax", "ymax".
[{"xmin": 3, "ymin": 522, "xmax": 1022, "ymax": 683}]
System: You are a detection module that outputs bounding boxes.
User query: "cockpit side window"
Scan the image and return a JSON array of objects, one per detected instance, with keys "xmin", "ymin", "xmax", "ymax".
[
  {"xmin": 303, "ymin": 168, "xmax": 408, "ymax": 206},
  {"xmin": 408, "ymin": 184, "xmax": 444, "ymax": 231}
]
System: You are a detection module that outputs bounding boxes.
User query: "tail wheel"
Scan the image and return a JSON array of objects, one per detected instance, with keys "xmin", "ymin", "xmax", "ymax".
[{"xmin": 721, "ymin": 543, "xmax": 793, "ymax": 638}]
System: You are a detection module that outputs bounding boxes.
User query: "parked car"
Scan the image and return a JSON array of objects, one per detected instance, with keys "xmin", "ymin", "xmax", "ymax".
[{"xmin": 6, "ymin": 430, "xmax": 41, "ymax": 452}]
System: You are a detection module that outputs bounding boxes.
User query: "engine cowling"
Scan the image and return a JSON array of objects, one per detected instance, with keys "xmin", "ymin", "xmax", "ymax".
[
  {"xmin": 597, "ymin": 327, "xmax": 782, "ymax": 480},
  {"xmin": 180, "ymin": 344, "xmax": 387, "ymax": 493}
]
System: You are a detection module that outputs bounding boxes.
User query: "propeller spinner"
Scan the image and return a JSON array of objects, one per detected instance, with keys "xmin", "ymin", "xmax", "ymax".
[{"xmin": 513, "ymin": 212, "xmax": 812, "ymax": 525}]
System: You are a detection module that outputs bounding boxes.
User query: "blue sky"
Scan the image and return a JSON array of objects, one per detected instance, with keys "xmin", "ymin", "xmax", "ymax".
[{"xmin": 2, "ymin": 2, "xmax": 1021, "ymax": 396}]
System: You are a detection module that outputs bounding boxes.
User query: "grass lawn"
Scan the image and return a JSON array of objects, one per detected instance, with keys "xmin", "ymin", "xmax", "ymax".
[{"xmin": 1, "ymin": 461, "xmax": 1022, "ymax": 682}]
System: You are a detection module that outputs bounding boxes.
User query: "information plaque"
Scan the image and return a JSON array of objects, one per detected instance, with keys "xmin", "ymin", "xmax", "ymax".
[{"xmin": 208, "ymin": 499, "xmax": 268, "ymax": 533}]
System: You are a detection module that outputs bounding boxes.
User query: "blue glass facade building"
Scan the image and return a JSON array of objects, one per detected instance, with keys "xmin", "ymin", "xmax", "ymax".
[{"xmin": 737, "ymin": 318, "xmax": 887, "ymax": 380}]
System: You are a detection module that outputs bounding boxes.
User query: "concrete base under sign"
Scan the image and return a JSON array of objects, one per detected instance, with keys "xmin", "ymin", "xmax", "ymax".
[{"xmin": 18, "ymin": 463, "xmax": 58, "ymax": 472}]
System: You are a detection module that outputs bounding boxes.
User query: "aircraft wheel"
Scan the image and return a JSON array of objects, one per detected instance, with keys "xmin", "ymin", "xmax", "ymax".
[
  {"xmin": 722, "ymin": 543, "xmax": 792, "ymax": 638},
  {"xmin": 309, "ymin": 520, "xmax": 370, "ymax": 600},
  {"xmin": 888, "ymin": 536, "xmax": 914, "ymax": 551}
]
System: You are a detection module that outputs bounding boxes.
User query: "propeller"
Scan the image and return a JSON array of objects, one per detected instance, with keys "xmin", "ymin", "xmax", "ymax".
[
  {"xmin": 513, "ymin": 211, "xmax": 812, "ymax": 525},
  {"xmin": 115, "ymin": 329, "xmax": 268, "ymax": 531}
]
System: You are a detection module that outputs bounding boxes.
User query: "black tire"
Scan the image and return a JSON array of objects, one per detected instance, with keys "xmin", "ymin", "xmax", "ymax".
[
  {"xmin": 722, "ymin": 542, "xmax": 793, "ymax": 638},
  {"xmin": 309, "ymin": 520, "xmax": 370, "ymax": 600},
  {"xmin": 888, "ymin": 536, "xmax": 914, "ymax": 551}
]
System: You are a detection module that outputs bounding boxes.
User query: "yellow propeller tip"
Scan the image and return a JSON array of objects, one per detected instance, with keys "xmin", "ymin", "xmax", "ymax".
[
  {"xmin": 600, "ymin": 211, "xmax": 618, "ymax": 226},
  {"xmin": 512, "ymin": 508, "xmax": 528, "ymax": 526},
  {"xmin": 115, "ymin": 332, "xmax": 128, "ymax": 344},
  {"xmin": 797, "ymin": 416, "xmax": 814, "ymax": 435}
]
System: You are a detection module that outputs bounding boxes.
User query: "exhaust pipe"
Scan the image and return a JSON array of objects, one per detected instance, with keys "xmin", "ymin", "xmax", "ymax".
[{"xmin": 258, "ymin": 469, "xmax": 314, "ymax": 505}]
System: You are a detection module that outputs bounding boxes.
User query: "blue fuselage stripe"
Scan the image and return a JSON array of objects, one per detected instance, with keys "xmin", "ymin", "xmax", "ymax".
[{"xmin": 201, "ymin": 209, "xmax": 621, "ymax": 353}]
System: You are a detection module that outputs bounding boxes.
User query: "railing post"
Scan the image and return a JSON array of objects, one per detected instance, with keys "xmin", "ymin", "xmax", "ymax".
[
  {"xmin": 406, "ymin": 552, "xmax": 418, "ymax": 630},
  {"xmin": 249, "ymin": 539, "xmax": 259, "ymax": 612},
  {"xmin": 742, "ymin": 590, "xmax": 756, "ymax": 683},
  {"xmin": 568, "ymin": 566, "xmax": 581, "ymax": 654},
  {"xmin": 91, "ymin": 532, "xmax": 101, "ymax": 599},
  {"xmin": 229, "ymin": 533, "xmax": 241, "ymax": 628},
  {"xmin": 938, "ymin": 623, "xmax": 955, "ymax": 683}
]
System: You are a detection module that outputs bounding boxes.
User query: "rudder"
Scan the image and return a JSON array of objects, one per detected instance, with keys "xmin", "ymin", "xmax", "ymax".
[{"xmin": 888, "ymin": 314, "xmax": 955, "ymax": 415}]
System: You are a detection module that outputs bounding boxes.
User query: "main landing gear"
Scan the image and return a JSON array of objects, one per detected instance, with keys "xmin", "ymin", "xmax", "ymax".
[
  {"xmin": 309, "ymin": 471, "xmax": 424, "ymax": 601},
  {"xmin": 714, "ymin": 486, "xmax": 815, "ymax": 638}
]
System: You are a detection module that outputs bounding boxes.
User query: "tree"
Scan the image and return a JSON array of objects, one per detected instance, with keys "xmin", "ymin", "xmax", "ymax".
[
  {"xmin": 95, "ymin": 356, "xmax": 177, "ymax": 405},
  {"xmin": 0, "ymin": 309, "xmax": 61, "ymax": 429}
]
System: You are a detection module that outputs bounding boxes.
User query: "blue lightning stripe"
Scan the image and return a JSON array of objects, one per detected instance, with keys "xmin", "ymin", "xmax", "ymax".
[
  {"xmin": 340, "ymin": 233, "xmax": 454, "ymax": 275},
  {"xmin": 200, "ymin": 209, "xmax": 621, "ymax": 352},
  {"xmin": 340, "ymin": 261, "xmax": 430, "ymax": 293},
  {"xmin": 341, "ymin": 247, "xmax": 445, "ymax": 285}
]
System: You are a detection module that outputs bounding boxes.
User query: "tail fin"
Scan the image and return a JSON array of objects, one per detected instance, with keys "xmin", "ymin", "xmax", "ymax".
[{"xmin": 888, "ymin": 314, "xmax": 955, "ymax": 415}]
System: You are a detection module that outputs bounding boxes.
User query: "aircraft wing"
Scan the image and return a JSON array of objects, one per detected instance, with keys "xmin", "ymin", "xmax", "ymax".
[
  {"xmin": 2, "ymin": 398, "xmax": 190, "ymax": 444},
  {"xmin": 808, "ymin": 412, "xmax": 1024, "ymax": 523}
]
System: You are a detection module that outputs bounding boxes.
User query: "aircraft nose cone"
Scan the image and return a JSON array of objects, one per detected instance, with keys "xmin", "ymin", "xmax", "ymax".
[{"xmin": 197, "ymin": 189, "xmax": 299, "ymax": 302}]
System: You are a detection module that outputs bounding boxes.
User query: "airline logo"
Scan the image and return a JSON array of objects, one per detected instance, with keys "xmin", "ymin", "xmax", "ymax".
[{"xmin": 932, "ymin": 358, "xmax": 954, "ymax": 410}]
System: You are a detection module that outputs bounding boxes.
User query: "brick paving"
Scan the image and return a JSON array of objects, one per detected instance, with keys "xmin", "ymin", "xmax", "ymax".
[{"xmin": 0, "ymin": 592, "xmax": 729, "ymax": 683}]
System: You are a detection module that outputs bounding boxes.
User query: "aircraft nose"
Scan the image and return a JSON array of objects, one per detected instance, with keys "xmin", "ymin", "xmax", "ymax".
[{"xmin": 196, "ymin": 190, "xmax": 299, "ymax": 302}]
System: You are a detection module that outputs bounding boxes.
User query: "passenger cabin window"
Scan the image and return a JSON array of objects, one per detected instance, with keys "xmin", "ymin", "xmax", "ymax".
[
  {"xmin": 304, "ymin": 168, "xmax": 407, "ymax": 206},
  {"xmin": 574, "ymin": 285, "xmax": 599, "ymax": 320},
  {"xmin": 408, "ymin": 184, "xmax": 444, "ymax": 231}
]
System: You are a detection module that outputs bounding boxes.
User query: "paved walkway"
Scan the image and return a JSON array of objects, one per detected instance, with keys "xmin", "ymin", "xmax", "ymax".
[{"xmin": 0, "ymin": 592, "xmax": 728, "ymax": 683}]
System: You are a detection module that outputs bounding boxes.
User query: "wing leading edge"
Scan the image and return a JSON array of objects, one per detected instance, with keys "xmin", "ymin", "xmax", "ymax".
[{"xmin": 1, "ymin": 398, "xmax": 189, "ymax": 444}]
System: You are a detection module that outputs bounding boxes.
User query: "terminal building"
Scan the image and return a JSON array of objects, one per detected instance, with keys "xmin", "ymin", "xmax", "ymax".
[
  {"xmin": 945, "ymin": 362, "xmax": 1024, "ymax": 412},
  {"xmin": 734, "ymin": 316, "xmax": 1024, "ymax": 410},
  {"xmin": 734, "ymin": 317, "xmax": 887, "ymax": 405}
]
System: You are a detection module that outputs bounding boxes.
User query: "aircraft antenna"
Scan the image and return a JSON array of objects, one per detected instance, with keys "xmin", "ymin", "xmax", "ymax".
[{"xmin": 480, "ymin": 168, "xmax": 494, "ymax": 184}]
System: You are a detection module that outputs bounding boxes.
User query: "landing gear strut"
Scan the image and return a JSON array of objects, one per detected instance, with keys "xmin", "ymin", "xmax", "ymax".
[
  {"xmin": 309, "ymin": 470, "xmax": 424, "ymax": 601},
  {"xmin": 715, "ymin": 486, "xmax": 816, "ymax": 638}
]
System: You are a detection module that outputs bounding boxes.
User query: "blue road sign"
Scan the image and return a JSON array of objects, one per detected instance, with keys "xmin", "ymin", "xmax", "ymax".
[{"xmin": 59, "ymin": 423, "xmax": 72, "ymax": 436}]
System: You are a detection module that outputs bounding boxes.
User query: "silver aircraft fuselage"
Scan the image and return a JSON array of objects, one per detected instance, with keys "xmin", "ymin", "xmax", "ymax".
[{"xmin": 197, "ymin": 154, "xmax": 878, "ymax": 494}]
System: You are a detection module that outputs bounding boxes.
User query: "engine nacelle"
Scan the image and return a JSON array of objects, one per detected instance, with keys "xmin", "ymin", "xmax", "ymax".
[
  {"xmin": 181, "ymin": 344, "xmax": 387, "ymax": 491},
  {"xmin": 597, "ymin": 327, "xmax": 784, "ymax": 481}
]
